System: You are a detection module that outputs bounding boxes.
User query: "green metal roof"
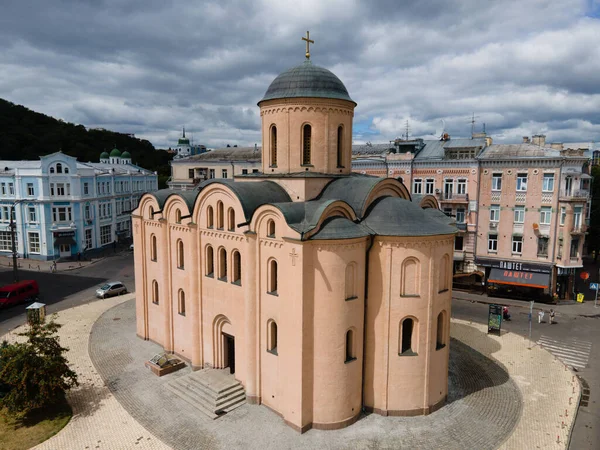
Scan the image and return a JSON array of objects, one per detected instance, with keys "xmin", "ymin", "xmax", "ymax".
[
  {"xmin": 259, "ymin": 60, "xmax": 355, "ymax": 105},
  {"xmin": 100, "ymin": 151, "xmax": 110, "ymax": 159},
  {"xmin": 121, "ymin": 151, "xmax": 131, "ymax": 158},
  {"xmin": 109, "ymin": 148, "xmax": 121, "ymax": 157}
]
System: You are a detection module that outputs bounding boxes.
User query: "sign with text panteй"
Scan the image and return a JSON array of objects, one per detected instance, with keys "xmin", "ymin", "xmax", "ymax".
[{"xmin": 475, "ymin": 257, "xmax": 552, "ymax": 274}]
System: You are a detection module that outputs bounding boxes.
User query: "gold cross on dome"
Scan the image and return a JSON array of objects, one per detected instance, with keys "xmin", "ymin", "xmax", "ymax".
[{"xmin": 302, "ymin": 31, "xmax": 314, "ymax": 60}]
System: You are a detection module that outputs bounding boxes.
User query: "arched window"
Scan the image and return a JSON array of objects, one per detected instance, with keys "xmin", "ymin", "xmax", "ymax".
[
  {"xmin": 267, "ymin": 320, "xmax": 278, "ymax": 354},
  {"xmin": 56, "ymin": 163, "xmax": 63, "ymax": 174},
  {"xmin": 436, "ymin": 311, "xmax": 446, "ymax": 350},
  {"xmin": 345, "ymin": 263, "xmax": 357, "ymax": 300},
  {"xmin": 399, "ymin": 318, "xmax": 417, "ymax": 355},
  {"xmin": 439, "ymin": 254, "xmax": 450, "ymax": 292},
  {"xmin": 175, "ymin": 209, "xmax": 181, "ymax": 223},
  {"xmin": 150, "ymin": 234, "xmax": 157, "ymax": 261},
  {"xmin": 178, "ymin": 289, "xmax": 186, "ymax": 316},
  {"xmin": 149, "ymin": 206, "xmax": 154, "ymax": 220},
  {"xmin": 267, "ymin": 219, "xmax": 275, "ymax": 238},
  {"xmin": 228, "ymin": 208, "xmax": 235, "ymax": 231},
  {"xmin": 217, "ymin": 201, "xmax": 224, "ymax": 229},
  {"xmin": 270, "ymin": 125, "xmax": 277, "ymax": 167},
  {"xmin": 302, "ymin": 124, "xmax": 312, "ymax": 165},
  {"xmin": 152, "ymin": 280, "xmax": 159, "ymax": 304},
  {"xmin": 64, "ymin": 166, "xmax": 69, "ymax": 174},
  {"xmin": 219, "ymin": 247, "xmax": 227, "ymax": 280},
  {"xmin": 401, "ymin": 258, "xmax": 419, "ymax": 296},
  {"xmin": 206, "ymin": 245, "xmax": 214, "ymax": 277},
  {"xmin": 232, "ymin": 251, "xmax": 241, "ymax": 285},
  {"xmin": 207, "ymin": 206, "xmax": 214, "ymax": 228},
  {"xmin": 337, "ymin": 125, "xmax": 344, "ymax": 168},
  {"xmin": 177, "ymin": 239, "xmax": 184, "ymax": 269},
  {"xmin": 268, "ymin": 259, "xmax": 278, "ymax": 294},
  {"xmin": 345, "ymin": 329, "xmax": 356, "ymax": 362},
  {"xmin": 50, "ymin": 166, "xmax": 55, "ymax": 174}
]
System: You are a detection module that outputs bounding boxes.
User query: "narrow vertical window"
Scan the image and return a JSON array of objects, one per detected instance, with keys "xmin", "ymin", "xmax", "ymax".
[
  {"xmin": 337, "ymin": 125, "xmax": 344, "ymax": 168},
  {"xmin": 399, "ymin": 318, "xmax": 416, "ymax": 355},
  {"xmin": 177, "ymin": 239, "xmax": 184, "ymax": 269},
  {"xmin": 152, "ymin": 280, "xmax": 159, "ymax": 304},
  {"xmin": 56, "ymin": 163, "xmax": 63, "ymax": 174},
  {"xmin": 206, "ymin": 246, "xmax": 214, "ymax": 277},
  {"xmin": 439, "ymin": 254, "xmax": 450, "ymax": 292},
  {"xmin": 228, "ymin": 208, "xmax": 235, "ymax": 231},
  {"xmin": 436, "ymin": 311, "xmax": 446, "ymax": 350},
  {"xmin": 217, "ymin": 201, "xmax": 224, "ymax": 229},
  {"xmin": 175, "ymin": 209, "xmax": 181, "ymax": 224},
  {"xmin": 219, "ymin": 247, "xmax": 227, "ymax": 281},
  {"xmin": 345, "ymin": 263, "xmax": 356, "ymax": 300},
  {"xmin": 207, "ymin": 206, "xmax": 214, "ymax": 228},
  {"xmin": 267, "ymin": 219, "xmax": 275, "ymax": 238},
  {"xmin": 232, "ymin": 251, "xmax": 241, "ymax": 285},
  {"xmin": 178, "ymin": 290, "xmax": 186, "ymax": 316},
  {"xmin": 270, "ymin": 125, "xmax": 277, "ymax": 167},
  {"xmin": 268, "ymin": 259, "xmax": 278, "ymax": 294},
  {"xmin": 149, "ymin": 206, "xmax": 154, "ymax": 220},
  {"xmin": 150, "ymin": 235, "xmax": 157, "ymax": 261},
  {"xmin": 267, "ymin": 320, "xmax": 278, "ymax": 354},
  {"xmin": 302, "ymin": 124, "xmax": 311, "ymax": 165},
  {"xmin": 345, "ymin": 329, "xmax": 355, "ymax": 362}
]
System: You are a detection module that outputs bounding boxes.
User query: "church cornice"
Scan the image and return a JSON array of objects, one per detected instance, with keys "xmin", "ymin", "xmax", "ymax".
[
  {"xmin": 201, "ymin": 230, "xmax": 245, "ymax": 242},
  {"xmin": 260, "ymin": 102, "xmax": 354, "ymax": 117}
]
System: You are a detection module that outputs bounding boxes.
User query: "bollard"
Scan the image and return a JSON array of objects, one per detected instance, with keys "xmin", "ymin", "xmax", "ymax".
[
  {"xmin": 565, "ymin": 409, "xmax": 568, "ymax": 417},
  {"xmin": 557, "ymin": 435, "xmax": 560, "ymax": 443},
  {"xmin": 562, "ymin": 421, "xmax": 565, "ymax": 428}
]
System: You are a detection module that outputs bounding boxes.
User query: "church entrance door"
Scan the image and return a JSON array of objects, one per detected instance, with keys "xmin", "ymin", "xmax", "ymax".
[{"xmin": 223, "ymin": 333, "xmax": 235, "ymax": 374}]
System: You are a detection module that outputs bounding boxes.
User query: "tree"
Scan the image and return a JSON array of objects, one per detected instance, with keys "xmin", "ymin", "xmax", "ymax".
[{"xmin": 0, "ymin": 318, "xmax": 78, "ymax": 416}]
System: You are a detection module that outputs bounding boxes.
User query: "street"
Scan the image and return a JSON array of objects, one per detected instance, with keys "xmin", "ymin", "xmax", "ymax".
[{"xmin": 453, "ymin": 297, "xmax": 600, "ymax": 449}]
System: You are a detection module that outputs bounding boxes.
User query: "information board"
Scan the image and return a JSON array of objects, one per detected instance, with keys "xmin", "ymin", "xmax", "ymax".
[{"xmin": 488, "ymin": 304, "xmax": 503, "ymax": 335}]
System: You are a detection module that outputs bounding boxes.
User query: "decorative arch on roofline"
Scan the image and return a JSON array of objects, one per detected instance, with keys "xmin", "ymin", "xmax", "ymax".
[
  {"xmin": 250, "ymin": 205, "xmax": 289, "ymax": 238},
  {"xmin": 302, "ymin": 200, "xmax": 358, "ymax": 240},
  {"xmin": 362, "ymin": 178, "xmax": 411, "ymax": 214},
  {"xmin": 137, "ymin": 194, "xmax": 161, "ymax": 220},
  {"xmin": 163, "ymin": 195, "xmax": 193, "ymax": 223},
  {"xmin": 192, "ymin": 183, "xmax": 238, "ymax": 227},
  {"xmin": 418, "ymin": 194, "xmax": 439, "ymax": 210}
]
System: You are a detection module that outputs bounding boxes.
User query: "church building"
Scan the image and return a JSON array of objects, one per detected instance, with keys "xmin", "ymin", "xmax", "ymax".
[{"xmin": 133, "ymin": 36, "xmax": 455, "ymax": 433}]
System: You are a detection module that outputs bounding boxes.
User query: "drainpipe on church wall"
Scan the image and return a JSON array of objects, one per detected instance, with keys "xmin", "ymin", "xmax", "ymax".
[{"xmin": 361, "ymin": 234, "xmax": 374, "ymax": 412}]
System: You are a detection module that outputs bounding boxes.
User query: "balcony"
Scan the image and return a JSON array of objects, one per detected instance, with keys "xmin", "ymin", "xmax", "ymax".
[
  {"xmin": 453, "ymin": 250, "xmax": 465, "ymax": 261},
  {"xmin": 440, "ymin": 192, "xmax": 469, "ymax": 203},
  {"xmin": 456, "ymin": 222, "xmax": 467, "ymax": 231},
  {"xmin": 560, "ymin": 189, "xmax": 589, "ymax": 201},
  {"xmin": 570, "ymin": 224, "xmax": 587, "ymax": 235}
]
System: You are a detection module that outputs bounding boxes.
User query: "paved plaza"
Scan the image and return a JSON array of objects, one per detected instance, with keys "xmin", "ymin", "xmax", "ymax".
[{"xmin": 0, "ymin": 296, "xmax": 580, "ymax": 450}]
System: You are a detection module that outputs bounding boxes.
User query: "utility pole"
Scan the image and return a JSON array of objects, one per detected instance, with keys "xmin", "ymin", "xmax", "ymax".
[{"xmin": 9, "ymin": 202, "xmax": 19, "ymax": 282}]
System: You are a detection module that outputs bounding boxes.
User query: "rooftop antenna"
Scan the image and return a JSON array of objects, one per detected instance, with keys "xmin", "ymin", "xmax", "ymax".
[
  {"xmin": 404, "ymin": 119, "xmax": 411, "ymax": 141},
  {"xmin": 469, "ymin": 112, "xmax": 479, "ymax": 136},
  {"xmin": 183, "ymin": 126, "xmax": 186, "ymax": 138}
]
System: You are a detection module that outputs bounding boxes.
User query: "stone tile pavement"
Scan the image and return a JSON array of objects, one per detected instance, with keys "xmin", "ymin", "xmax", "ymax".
[{"xmin": 1, "ymin": 296, "xmax": 580, "ymax": 450}]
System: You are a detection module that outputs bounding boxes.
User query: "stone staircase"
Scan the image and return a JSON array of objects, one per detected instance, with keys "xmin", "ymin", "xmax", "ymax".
[{"xmin": 165, "ymin": 368, "xmax": 246, "ymax": 419}]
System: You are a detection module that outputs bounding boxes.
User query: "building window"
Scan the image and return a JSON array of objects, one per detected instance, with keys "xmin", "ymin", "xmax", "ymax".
[
  {"xmin": 267, "ymin": 320, "xmax": 278, "ymax": 355},
  {"xmin": 514, "ymin": 206, "xmax": 525, "ymax": 223},
  {"xmin": 85, "ymin": 228, "xmax": 92, "ymax": 249},
  {"xmin": 206, "ymin": 245, "xmax": 214, "ymax": 277},
  {"xmin": 454, "ymin": 235, "xmax": 464, "ymax": 251},
  {"xmin": 400, "ymin": 258, "xmax": 419, "ymax": 296},
  {"xmin": 516, "ymin": 173, "xmax": 528, "ymax": 191},
  {"xmin": 232, "ymin": 251, "xmax": 241, "ymax": 285},
  {"xmin": 345, "ymin": 263, "xmax": 357, "ymax": 300},
  {"xmin": 456, "ymin": 208, "xmax": 465, "ymax": 223},
  {"xmin": 490, "ymin": 204, "xmax": 500, "ymax": 222},
  {"xmin": 152, "ymin": 280, "xmax": 159, "ymax": 304},
  {"xmin": 56, "ymin": 163, "xmax": 63, "ymax": 174},
  {"xmin": 267, "ymin": 219, "xmax": 275, "ymax": 237},
  {"xmin": 227, "ymin": 208, "xmax": 235, "ymax": 231},
  {"xmin": 188, "ymin": 169, "xmax": 195, "ymax": 179},
  {"xmin": 560, "ymin": 206, "xmax": 566, "ymax": 226},
  {"xmin": 492, "ymin": 173, "xmax": 502, "ymax": 191},
  {"xmin": 413, "ymin": 178, "xmax": 423, "ymax": 195},
  {"xmin": 242, "ymin": 169, "xmax": 248, "ymax": 175},
  {"xmin": 209, "ymin": 169, "xmax": 215, "ymax": 179},
  {"xmin": 175, "ymin": 209, "xmax": 181, "ymax": 224},
  {"xmin": 207, "ymin": 206, "xmax": 214, "ymax": 228},
  {"xmin": 150, "ymin": 234, "xmax": 157, "ymax": 261},
  {"xmin": 399, "ymin": 318, "xmax": 416, "ymax": 355},
  {"xmin": 302, "ymin": 124, "xmax": 312, "ymax": 165},
  {"xmin": 252, "ymin": 169, "xmax": 259, "ymax": 174},
  {"xmin": 268, "ymin": 259, "xmax": 278, "ymax": 294},
  {"xmin": 337, "ymin": 126, "xmax": 344, "ymax": 168},
  {"xmin": 456, "ymin": 178, "xmax": 466, "ymax": 195},
  {"xmin": 537, "ymin": 237, "xmax": 549, "ymax": 257},
  {"xmin": 512, "ymin": 235, "xmax": 523, "ymax": 254},
  {"xmin": 7, "ymin": 183, "xmax": 13, "ymax": 195},
  {"xmin": 217, "ymin": 201, "xmax": 224, "ymax": 229},
  {"xmin": 270, "ymin": 125, "xmax": 277, "ymax": 167},
  {"xmin": 28, "ymin": 232, "xmax": 40, "ymax": 254},
  {"xmin": 425, "ymin": 178, "xmax": 434, "ymax": 195},
  {"xmin": 100, "ymin": 225, "xmax": 112, "ymax": 245},
  {"xmin": 27, "ymin": 183, "xmax": 34, "ymax": 196},
  {"xmin": 436, "ymin": 311, "xmax": 446, "ymax": 350},
  {"xmin": 28, "ymin": 206, "xmax": 36, "ymax": 223},
  {"xmin": 177, "ymin": 239, "xmax": 184, "ymax": 269},
  {"xmin": 0, "ymin": 231, "xmax": 11, "ymax": 251},
  {"xmin": 565, "ymin": 176, "xmax": 573, "ymax": 196},
  {"xmin": 573, "ymin": 206, "xmax": 582, "ymax": 230},
  {"xmin": 83, "ymin": 182, "xmax": 89, "ymax": 195},
  {"xmin": 218, "ymin": 247, "xmax": 227, "ymax": 281},
  {"xmin": 52, "ymin": 206, "xmax": 72, "ymax": 223},
  {"xmin": 540, "ymin": 207, "xmax": 552, "ymax": 225},
  {"xmin": 345, "ymin": 329, "xmax": 356, "ymax": 362},
  {"xmin": 178, "ymin": 290, "xmax": 186, "ymax": 316},
  {"xmin": 570, "ymin": 237, "xmax": 580, "ymax": 258},
  {"xmin": 543, "ymin": 173, "xmax": 555, "ymax": 192},
  {"xmin": 49, "ymin": 167, "xmax": 55, "ymax": 174},
  {"xmin": 222, "ymin": 169, "xmax": 228, "ymax": 179},
  {"xmin": 488, "ymin": 234, "xmax": 498, "ymax": 252}
]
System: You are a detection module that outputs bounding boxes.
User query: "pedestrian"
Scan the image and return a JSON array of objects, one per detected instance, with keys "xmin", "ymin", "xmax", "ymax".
[
  {"xmin": 113, "ymin": 240, "xmax": 117, "ymax": 253},
  {"xmin": 77, "ymin": 251, "xmax": 81, "ymax": 261},
  {"xmin": 538, "ymin": 310, "xmax": 545, "ymax": 323},
  {"xmin": 549, "ymin": 308, "xmax": 555, "ymax": 324}
]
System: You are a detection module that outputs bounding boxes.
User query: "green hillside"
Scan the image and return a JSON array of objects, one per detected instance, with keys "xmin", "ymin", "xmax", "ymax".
[{"xmin": 0, "ymin": 98, "xmax": 173, "ymax": 188}]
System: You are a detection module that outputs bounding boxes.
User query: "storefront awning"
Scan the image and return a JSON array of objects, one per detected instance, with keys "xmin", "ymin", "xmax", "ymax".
[
  {"xmin": 54, "ymin": 236, "xmax": 76, "ymax": 246},
  {"xmin": 488, "ymin": 268, "xmax": 549, "ymax": 289}
]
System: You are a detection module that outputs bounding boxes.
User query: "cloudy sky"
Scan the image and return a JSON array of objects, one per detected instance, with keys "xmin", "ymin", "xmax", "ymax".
[{"xmin": 1, "ymin": 0, "xmax": 600, "ymax": 149}]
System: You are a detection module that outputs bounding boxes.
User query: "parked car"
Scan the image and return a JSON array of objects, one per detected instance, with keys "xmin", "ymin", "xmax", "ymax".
[
  {"xmin": 95, "ymin": 281, "xmax": 127, "ymax": 299},
  {"xmin": 0, "ymin": 280, "xmax": 39, "ymax": 309}
]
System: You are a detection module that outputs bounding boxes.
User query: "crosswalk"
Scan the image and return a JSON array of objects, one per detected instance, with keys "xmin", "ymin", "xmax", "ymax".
[{"xmin": 536, "ymin": 335, "xmax": 592, "ymax": 370}]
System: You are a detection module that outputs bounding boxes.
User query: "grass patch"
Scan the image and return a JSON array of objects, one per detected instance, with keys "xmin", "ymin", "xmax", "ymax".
[{"xmin": 0, "ymin": 401, "xmax": 72, "ymax": 450}]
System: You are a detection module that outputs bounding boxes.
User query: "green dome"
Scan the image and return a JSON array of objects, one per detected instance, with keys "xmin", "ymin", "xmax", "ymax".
[
  {"xmin": 100, "ymin": 151, "xmax": 110, "ymax": 159},
  {"xmin": 110, "ymin": 148, "xmax": 122, "ymax": 157},
  {"xmin": 121, "ymin": 151, "xmax": 131, "ymax": 159},
  {"xmin": 259, "ymin": 60, "xmax": 355, "ymax": 105}
]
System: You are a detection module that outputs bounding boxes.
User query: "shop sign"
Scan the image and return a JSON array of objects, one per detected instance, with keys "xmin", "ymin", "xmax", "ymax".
[
  {"xmin": 475, "ymin": 257, "xmax": 551, "ymax": 274},
  {"xmin": 488, "ymin": 304, "xmax": 502, "ymax": 335},
  {"xmin": 53, "ymin": 230, "xmax": 75, "ymax": 238}
]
